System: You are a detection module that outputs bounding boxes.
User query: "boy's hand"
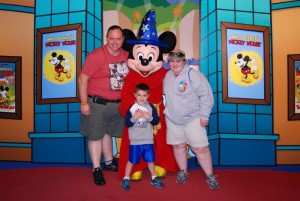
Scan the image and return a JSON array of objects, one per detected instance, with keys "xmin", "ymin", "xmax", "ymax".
[
  {"xmin": 133, "ymin": 109, "xmax": 143, "ymax": 120},
  {"xmin": 141, "ymin": 111, "xmax": 150, "ymax": 119}
]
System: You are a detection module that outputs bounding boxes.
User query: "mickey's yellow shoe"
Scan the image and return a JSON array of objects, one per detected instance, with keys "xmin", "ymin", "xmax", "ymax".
[
  {"xmin": 155, "ymin": 166, "xmax": 167, "ymax": 178},
  {"xmin": 130, "ymin": 166, "xmax": 167, "ymax": 180},
  {"xmin": 130, "ymin": 171, "xmax": 143, "ymax": 181}
]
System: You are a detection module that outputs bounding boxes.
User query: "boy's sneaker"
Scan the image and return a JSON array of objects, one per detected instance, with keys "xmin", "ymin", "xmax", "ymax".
[
  {"xmin": 206, "ymin": 174, "xmax": 219, "ymax": 190},
  {"xmin": 176, "ymin": 170, "xmax": 189, "ymax": 184},
  {"xmin": 93, "ymin": 168, "xmax": 106, "ymax": 185},
  {"xmin": 150, "ymin": 177, "xmax": 164, "ymax": 189},
  {"xmin": 103, "ymin": 160, "xmax": 118, "ymax": 172},
  {"xmin": 121, "ymin": 179, "xmax": 131, "ymax": 191}
]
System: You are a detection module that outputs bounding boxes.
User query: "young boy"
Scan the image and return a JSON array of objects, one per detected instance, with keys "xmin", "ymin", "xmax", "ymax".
[{"xmin": 121, "ymin": 83, "xmax": 164, "ymax": 191}]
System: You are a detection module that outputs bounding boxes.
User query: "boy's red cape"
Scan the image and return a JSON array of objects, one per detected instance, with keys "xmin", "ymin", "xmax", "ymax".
[{"xmin": 118, "ymin": 68, "xmax": 178, "ymax": 179}]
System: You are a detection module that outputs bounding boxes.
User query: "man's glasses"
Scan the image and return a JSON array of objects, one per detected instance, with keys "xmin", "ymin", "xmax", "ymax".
[{"xmin": 169, "ymin": 51, "xmax": 185, "ymax": 57}]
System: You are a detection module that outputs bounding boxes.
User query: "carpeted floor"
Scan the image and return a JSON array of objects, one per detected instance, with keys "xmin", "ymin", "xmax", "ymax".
[{"xmin": 1, "ymin": 165, "xmax": 300, "ymax": 201}]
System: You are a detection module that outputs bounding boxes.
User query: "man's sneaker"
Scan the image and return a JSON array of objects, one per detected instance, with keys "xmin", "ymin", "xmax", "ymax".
[
  {"xmin": 121, "ymin": 179, "xmax": 131, "ymax": 191},
  {"xmin": 150, "ymin": 177, "xmax": 164, "ymax": 189},
  {"xmin": 176, "ymin": 170, "xmax": 189, "ymax": 184},
  {"xmin": 206, "ymin": 174, "xmax": 219, "ymax": 190},
  {"xmin": 93, "ymin": 168, "xmax": 106, "ymax": 185},
  {"xmin": 103, "ymin": 160, "xmax": 118, "ymax": 172}
]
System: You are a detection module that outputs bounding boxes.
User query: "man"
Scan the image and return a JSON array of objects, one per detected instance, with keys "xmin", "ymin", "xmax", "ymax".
[{"xmin": 79, "ymin": 25, "xmax": 129, "ymax": 185}]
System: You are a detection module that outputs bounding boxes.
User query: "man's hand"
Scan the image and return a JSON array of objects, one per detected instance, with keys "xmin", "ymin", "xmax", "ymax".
[{"xmin": 81, "ymin": 104, "xmax": 90, "ymax": 115}]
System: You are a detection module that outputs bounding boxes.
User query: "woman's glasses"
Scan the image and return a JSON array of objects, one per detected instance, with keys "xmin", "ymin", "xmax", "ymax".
[{"xmin": 169, "ymin": 51, "xmax": 185, "ymax": 57}]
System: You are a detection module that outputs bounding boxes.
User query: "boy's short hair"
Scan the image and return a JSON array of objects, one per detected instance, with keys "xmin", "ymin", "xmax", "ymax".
[{"xmin": 134, "ymin": 83, "xmax": 150, "ymax": 94}]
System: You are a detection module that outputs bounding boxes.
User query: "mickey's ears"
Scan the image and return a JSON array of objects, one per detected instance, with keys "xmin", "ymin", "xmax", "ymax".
[
  {"xmin": 122, "ymin": 29, "xmax": 136, "ymax": 52},
  {"xmin": 158, "ymin": 31, "xmax": 176, "ymax": 53}
]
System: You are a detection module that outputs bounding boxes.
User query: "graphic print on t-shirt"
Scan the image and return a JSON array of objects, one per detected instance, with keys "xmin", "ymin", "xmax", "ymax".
[{"xmin": 108, "ymin": 61, "xmax": 129, "ymax": 90}]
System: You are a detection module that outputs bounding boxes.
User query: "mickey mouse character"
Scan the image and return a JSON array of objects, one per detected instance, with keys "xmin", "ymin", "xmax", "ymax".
[
  {"xmin": 118, "ymin": 9, "xmax": 178, "ymax": 180},
  {"xmin": 235, "ymin": 53, "xmax": 259, "ymax": 83},
  {"xmin": 49, "ymin": 52, "xmax": 71, "ymax": 82}
]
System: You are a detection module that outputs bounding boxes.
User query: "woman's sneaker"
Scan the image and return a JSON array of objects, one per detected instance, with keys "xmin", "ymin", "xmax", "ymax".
[
  {"xmin": 150, "ymin": 177, "xmax": 164, "ymax": 188},
  {"xmin": 206, "ymin": 175, "xmax": 219, "ymax": 190},
  {"xmin": 121, "ymin": 179, "xmax": 131, "ymax": 191},
  {"xmin": 176, "ymin": 170, "xmax": 189, "ymax": 184}
]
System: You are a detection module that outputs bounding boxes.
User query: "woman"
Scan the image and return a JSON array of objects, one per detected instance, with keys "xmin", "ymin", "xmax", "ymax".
[{"xmin": 163, "ymin": 49, "xmax": 219, "ymax": 190}]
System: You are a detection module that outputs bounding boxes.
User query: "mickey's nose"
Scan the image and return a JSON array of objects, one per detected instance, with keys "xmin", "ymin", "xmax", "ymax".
[{"xmin": 141, "ymin": 58, "xmax": 149, "ymax": 66}]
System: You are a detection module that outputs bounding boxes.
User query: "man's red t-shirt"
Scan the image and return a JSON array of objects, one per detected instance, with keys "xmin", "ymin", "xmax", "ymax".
[{"xmin": 81, "ymin": 44, "xmax": 129, "ymax": 100}]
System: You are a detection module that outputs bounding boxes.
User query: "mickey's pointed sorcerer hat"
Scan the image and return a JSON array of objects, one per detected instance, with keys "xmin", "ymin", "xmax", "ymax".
[{"xmin": 126, "ymin": 9, "xmax": 169, "ymax": 48}]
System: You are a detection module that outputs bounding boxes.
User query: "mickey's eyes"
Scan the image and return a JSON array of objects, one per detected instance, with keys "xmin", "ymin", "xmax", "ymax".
[
  {"xmin": 137, "ymin": 52, "xmax": 144, "ymax": 61},
  {"xmin": 136, "ymin": 52, "xmax": 155, "ymax": 61},
  {"xmin": 148, "ymin": 53, "xmax": 154, "ymax": 62}
]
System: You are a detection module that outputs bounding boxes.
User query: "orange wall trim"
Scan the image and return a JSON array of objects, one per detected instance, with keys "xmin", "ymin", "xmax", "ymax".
[
  {"xmin": 277, "ymin": 150, "xmax": 300, "ymax": 164},
  {"xmin": 0, "ymin": 147, "xmax": 31, "ymax": 161}
]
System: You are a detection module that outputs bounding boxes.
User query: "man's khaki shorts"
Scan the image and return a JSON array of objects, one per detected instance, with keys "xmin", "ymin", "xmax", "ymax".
[{"xmin": 80, "ymin": 98, "xmax": 124, "ymax": 141}]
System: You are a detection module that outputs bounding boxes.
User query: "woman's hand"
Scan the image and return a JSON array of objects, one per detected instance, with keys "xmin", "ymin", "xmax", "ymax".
[{"xmin": 200, "ymin": 118, "xmax": 208, "ymax": 127}]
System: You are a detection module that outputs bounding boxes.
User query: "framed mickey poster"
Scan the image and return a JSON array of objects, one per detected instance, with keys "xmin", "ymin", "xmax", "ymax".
[
  {"xmin": 36, "ymin": 24, "xmax": 82, "ymax": 104},
  {"xmin": 288, "ymin": 54, "xmax": 300, "ymax": 120},
  {"xmin": 0, "ymin": 56, "xmax": 22, "ymax": 119},
  {"xmin": 221, "ymin": 22, "xmax": 270, "ymax": 105}
]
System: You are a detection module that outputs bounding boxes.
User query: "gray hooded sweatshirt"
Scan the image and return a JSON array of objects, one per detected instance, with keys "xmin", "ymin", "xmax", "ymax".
[{"xmin": 163, "ymin": 65, "xmax": 214, "ymax": 125}]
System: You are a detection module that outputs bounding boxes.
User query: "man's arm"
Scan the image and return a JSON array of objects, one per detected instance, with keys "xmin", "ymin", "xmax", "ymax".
[{"xmin": 78, "ymin": 73, "xmax": 90, "ymax": 115}]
